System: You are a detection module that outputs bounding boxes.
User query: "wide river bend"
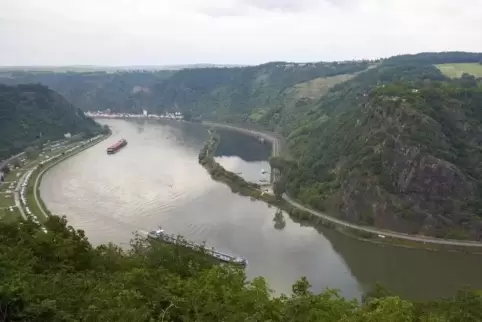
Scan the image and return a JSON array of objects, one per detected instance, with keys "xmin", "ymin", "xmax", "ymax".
[{"xmin": 40, "ymin": 119, "xmax": 482, "ymax": 300}]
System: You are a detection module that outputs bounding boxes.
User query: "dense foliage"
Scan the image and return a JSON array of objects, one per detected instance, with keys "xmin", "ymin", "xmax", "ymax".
[
  {"xmin": 3, "ymin": 52, "xmax": 482, "ymax": 319},
  {"xmin": 0, "ymin": 71, "xmax": 174, "ymax": 113},
  {"xmin": 273, "ymin": 53, "xmax": 482, "ymax": 239},
  {"xmin": 0, "ymin": 62, "xmax": 370, "ymax": 122},
  {"xmin": 0, "ymin": 216, "xmax": 481, "ymax": 321},
  {"xmin": 0, "ymin": 84, "xmax": 100, "ymax": 159}
]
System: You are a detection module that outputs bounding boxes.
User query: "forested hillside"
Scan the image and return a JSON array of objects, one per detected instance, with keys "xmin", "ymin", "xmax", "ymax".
[
  {"xmin": 0, "ymin": 215, "xmax": 480, "ymax": 321},
  {"xmin": 4, "ymin": 53, "xmax": 482, "ymax": 239},
  {"xmin": 273, "ymin": 52, "xmax": 482, "ymax": 240},
  {"xmin": 0, "ymin": 61, "xmax": 371, "ymax": 122},
  {"xmin": 0, "ymin": 71, "xmax": 174, "ymax": 112},
  {"xmin": 0, "ymin": 84, "xmax": 100, "ymax": 159},
  {"xmin": 2, "ymin": 53, "xmax": 482, "ymax": 319}
]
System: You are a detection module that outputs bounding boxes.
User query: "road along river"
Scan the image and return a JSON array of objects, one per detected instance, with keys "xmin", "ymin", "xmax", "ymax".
[{"xmin": 40, "ymin": 119, "xmax": 482, "ymax": 300}]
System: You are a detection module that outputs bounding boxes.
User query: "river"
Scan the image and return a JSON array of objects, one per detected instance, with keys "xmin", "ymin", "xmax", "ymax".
[{"xmin": 40, "ymin": 119, "xmax": 482, "ymax": 300}]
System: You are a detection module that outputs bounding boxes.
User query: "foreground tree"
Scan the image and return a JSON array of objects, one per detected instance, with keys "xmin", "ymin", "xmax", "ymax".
[{"xmin": 0, "ymin": 216, "xmax": 480, "ymax": 321}]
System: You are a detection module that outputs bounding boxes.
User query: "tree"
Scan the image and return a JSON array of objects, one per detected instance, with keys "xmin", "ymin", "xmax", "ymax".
[
  {"xmin": 273, "ymin": 177, "xmax": 286, "ymax": 199},
  {"xmin": 1, "ymin": 165, "xmax": 10, "ymax": 174},
  {"xmin": 183, "ymin": 111, "xmax": 193, "ymax": 121},
  {"xmin": 0, "ymin": 84, "xmax": 101, "ymax": 160},
  {"xmin": 25, "ymin": 147, "xmax": 38, "ymax": 160}
]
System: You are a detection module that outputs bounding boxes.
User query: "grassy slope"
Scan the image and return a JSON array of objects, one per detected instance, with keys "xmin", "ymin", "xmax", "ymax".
[
  {"xmin": 284, "ymin": 80, "xmax": 482, "ymax": 240},
  {"xmin": 287, "ymin": 74, "xmax": 357, "ymax": 100},
  {"xmin": 436, "ymin": 63, "xmax": 482, "ymax": 78},
  {"xmin": 250, "ymin": 69, "xmax": 370, "ymax": 135},
  {"xmin": 277, "ymin": 54, "xmax": 482, "ymax": 240}
]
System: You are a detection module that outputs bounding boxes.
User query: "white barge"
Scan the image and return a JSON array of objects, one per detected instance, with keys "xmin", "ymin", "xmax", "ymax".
[{"xmin": 148, "ymin": 228, "xmax": 247, "ymax": 267}]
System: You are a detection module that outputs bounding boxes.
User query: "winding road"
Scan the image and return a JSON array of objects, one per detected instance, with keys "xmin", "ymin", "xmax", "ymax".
[
  {"xmin": 14, "ymin": 171, "xmax": 27, "ymax": 220},
  {"xmin": 201, "ymin": 121, "xmax": 280, "ymax": 181},
  {"xmin": 204, "ymin": 121, "xmax": 482, "ymax": 248},
  {"xmin": 31, "ymin": 134, "xmax": 111, "ymax": 219},
  {"xmin": 282, "ymin": 194, "xmax": 482, "ymax": 247},
  {"xmin": 33, "ymin": 166, "xmax": 49, "ymax": 219}
]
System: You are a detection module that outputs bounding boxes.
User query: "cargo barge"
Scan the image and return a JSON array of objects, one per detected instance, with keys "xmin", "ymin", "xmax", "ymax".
[
  {"xmin": 148, "ymin": 227, "xmax": 248, "ymax": 267},
  {"xmin": 107, "ymin": 139, "xmax": 127, "ymax": 154}
]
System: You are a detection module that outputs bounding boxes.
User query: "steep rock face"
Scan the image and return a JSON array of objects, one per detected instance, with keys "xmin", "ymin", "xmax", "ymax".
[{"xmin": 285, "ymin": 82, "xmax": 482, "ymax": 239}]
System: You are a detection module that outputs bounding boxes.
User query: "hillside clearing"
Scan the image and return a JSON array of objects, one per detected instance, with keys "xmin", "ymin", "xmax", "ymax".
[
  {"xmin": 286, "ymin": 73, "xmax": 356, "ymax": 100},
  {"xmin": 435, "ymin": 63, "xmax": 482, "ymax": 78}
]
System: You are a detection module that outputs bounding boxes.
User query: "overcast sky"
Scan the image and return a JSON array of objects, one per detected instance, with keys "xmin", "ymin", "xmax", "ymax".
[{"xmin": 1, "ymin": 0, "xmax": 481, "ymax": 66}]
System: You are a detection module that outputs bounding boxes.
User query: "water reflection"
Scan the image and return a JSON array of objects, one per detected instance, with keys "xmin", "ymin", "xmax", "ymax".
[
  {"xmin": 39, "ymin": 119, "xmax": 482, "ymax": 301},
  {"xmin": 40, "ymin": 119, "xmax": 362, "ymax": 299},
  {"xmin": 273, "ymin": 209, "xmax": 286, "ymax": 230},
  {"xmin": 215, "ymin": 129, "xmax": 272, "ymax": 162}
]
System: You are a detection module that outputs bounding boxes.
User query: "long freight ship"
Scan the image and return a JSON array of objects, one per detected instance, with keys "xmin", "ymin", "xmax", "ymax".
[
  {"xmin": 148, "ymin": 227, "xmax": 248, "ymax": 267},
  {"xmin": 107, "ymin": 139, "xmax": 127, "ymax": 154}
]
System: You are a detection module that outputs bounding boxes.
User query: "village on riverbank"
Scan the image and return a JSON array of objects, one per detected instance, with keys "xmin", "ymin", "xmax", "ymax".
[{"xmin": 85, "ymin": 110, "xmax": 184, "ymax": 120}]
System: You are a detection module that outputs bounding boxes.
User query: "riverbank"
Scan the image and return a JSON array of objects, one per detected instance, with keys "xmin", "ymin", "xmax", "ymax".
[
  {"xmin": 198, "ymin": 130, "xmax": 279, "ymax": 204},
  {"xmin": 1, "ymin": 137, "xmax": 106, "ymax": 223},
  {"xmin": 201, "ymin": 121, "xmax": 281, "ymax": 157},
  {"xmin": 201, "ymin": 121, "xmax": 282, "ymax": 183},
  {"xmin": 26, "ymin": 133, "xmax": 111, "ymax": 222},
  {"xmin": 200, "ymin": 122, "xmax": 482, "ymax": 252}
]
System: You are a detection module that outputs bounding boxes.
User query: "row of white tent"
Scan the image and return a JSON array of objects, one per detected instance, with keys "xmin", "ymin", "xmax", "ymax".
[
  {"xmin": 18, "ymin": 167, "xmax": 45, "ymax": 232},
  {"xmin": 19, "ymin": 136, "xmax": 103, "ymax": 233}
]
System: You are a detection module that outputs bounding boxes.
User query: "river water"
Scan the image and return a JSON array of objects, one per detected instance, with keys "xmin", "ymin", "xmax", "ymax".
[{"xmin": 40, "ymin": 119, "xmax": 482, "ymax": 300}]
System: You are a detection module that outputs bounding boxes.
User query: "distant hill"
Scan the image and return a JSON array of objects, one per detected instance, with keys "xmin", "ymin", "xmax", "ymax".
[
  {"xmin": 0, "ymin": 64, "xmax": 247, "ymax": 72},
  {"xmin": 4, "ymin": 52, "xmax": 482, "ymax": 239},
  {"xmin": 0, "ymin": 61, "xmax": 372, "ymax": 118},
  {"xmin": 0, "ymin": 84, "xmax": 101, "ymax": 159}
]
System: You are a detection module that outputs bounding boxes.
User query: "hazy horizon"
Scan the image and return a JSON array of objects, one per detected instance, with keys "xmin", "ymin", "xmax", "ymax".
[{"xmin": 2, "ymin": 0, "xmax": 482, "ymax": 66}]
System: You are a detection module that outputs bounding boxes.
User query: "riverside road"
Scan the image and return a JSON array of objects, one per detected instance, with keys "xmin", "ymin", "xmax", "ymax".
[{"xmin": 204, "ymin": 121, "xmax": 482, "ymax": 248}]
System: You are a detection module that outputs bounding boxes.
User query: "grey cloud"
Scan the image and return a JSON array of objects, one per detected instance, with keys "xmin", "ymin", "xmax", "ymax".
[
  {"xmin": 243, "ymin": 0, "xmax": 317, "ymax": 12},
  {"xmin": 199, "ymin": 0, "xmax": 332, "ymax": 17},
  {"xmin": 1, "ymin": 0, "xmax": 482, "ymax": 66},
  {"xmin": 199, "ymin": 6, "xmax": 249, "ymax": 18},
  {"xmin": 243, "ymin": 0, "xmax": 356, "ymax": 12}
]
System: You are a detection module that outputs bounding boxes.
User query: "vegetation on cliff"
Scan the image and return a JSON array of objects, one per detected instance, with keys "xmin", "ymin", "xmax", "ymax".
[
  {"xmin": 0, "ymin": 84, "xmax": 100, "ymax": 159},
  {"xmin": 1, "ymin": 216, "xmax": 481, "ymax": 321},
  {"xmin": 0, "ymin": 71, "xmax": 174, "ymax": 113},
  {"xmin": 0, "ymin": 61, "xmax": 371, "ymax": 122},
  {"xmin": 198, "ymin": 131, "xmax": 263, "ymax": 195},
  {"xmin": 273, "ymin": 53, "xmax": 482, "ymax": 240},
  {"xmin": 4, "ymin": 52, "xmax": 482, "ymax": 239}
]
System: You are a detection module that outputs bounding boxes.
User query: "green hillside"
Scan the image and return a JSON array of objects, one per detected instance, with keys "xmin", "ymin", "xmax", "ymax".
[
  {"xmin": 436, "ymin": 63, "xmax": 482, "ymax": 78},
  {"xmin": 3, "ymin": 52, "xmax": 482, "ymax": 240},
  {"xmin": 0, "ymin": 71, "xmax": 175, "ymax": 112},
  {"xmin": 0, "ymin": 216, "xmax": 480, "ymax": 321},
  {"xmin": 0, "ymin": 61, "xmax": 371, "ymax": 119},
  {"xmin": 2, "ymin": 52, "xmax": 482, "ymax": 319},
  {"xmin": 273, "ymin": 53, "xmax": 482, "ymax": 239},
  {"xmin": 0, "ymin": 84, "xmax": 101, "ymax": 159}
]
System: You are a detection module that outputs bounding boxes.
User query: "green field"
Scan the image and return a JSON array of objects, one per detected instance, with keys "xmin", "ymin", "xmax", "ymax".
[
  {"xmin": 0, "ymin": 207, "xmax": 21, "ymax": 222},
  {"xmin": 436, "ymin": 63, "xmax": 482, "ymax": 78},
  {"xmin": 288, "ymin": 73, "xmax": 357, "ymax": 100},
  {"xmin": 0, "ymin": 193, "xmax": 15, "ymax": 207}
]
